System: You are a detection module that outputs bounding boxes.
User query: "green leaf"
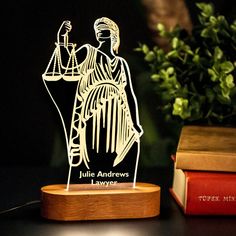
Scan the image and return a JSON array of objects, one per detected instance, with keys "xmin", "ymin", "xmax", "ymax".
[
  {"xmin": 196, "ymin": 2, "xmax": 214, "ymax": 18},
  {"xmin": 217, "ymin": 15, "xmax": 229, "ymax": 28},
  {"xmin": 201, "ymin": 28, "xmax": 211, "ymax": 38},
  {"xmin": 221, "ymin": 86, "xmax": 230, "ymax": 99},
  {"xmin": 142, "ymin": 44, "xmax": 149, "ymax": 54},
  {"xmin": 214, "ymin": 46, "xmax": 223, "ymax": 60},
  {"xmin": 157, "ymin": 23, "xmax": 165, "ymax": 32},
  {"xmin": 231, "ymin": 21, "xmax": 236, "ymax": 32},
  {"xmin": 172, "ymin": 37, "xmax": 179, "ymax": 49},
  {"xmin": 134, "ymin": 47, "xmax": 142, "ymax": 52},
  {"xmin": 166, "ymin": 67, "xmax": 175, "ymax": 75},
  {"xmin": 156, "ymin": 49, "xmax": 165, "ymax": 62},
  {"xmin": 151, "ymin": 74, "xmax": 160, "ymax": 81},
  {"xmin": 144, "ymin": 51, "xmax": 155, "ymax": 62},
  {"xmin": 193, "ymin": 54, "xmax": 200, "ymax": 64},
  {"xmin": 225, "ymin": 74, "xmax": 235, "ymax": 88},
  {"xmin": 166, "ymin": 50, "xmax": 178, "ymax": 58},
  {"xmin": 210, "ymin": 16, "xmax": 217, "ymax": 23},
  {"xmin": 172, "ymin": 98, "xmax": 191, "ymax": 119},
  {"xmin": 208, "ymin": 68, "xmax": 218, "ymax": 81},
  {"xmin": 220, "ymin": 61, "xmax": 234, "ymax": 73}
]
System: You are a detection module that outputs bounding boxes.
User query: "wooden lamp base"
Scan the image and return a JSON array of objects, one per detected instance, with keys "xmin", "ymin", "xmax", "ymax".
[{"xmin": 41, "ymin": 182, "xmax": 160, "ymax": 221}]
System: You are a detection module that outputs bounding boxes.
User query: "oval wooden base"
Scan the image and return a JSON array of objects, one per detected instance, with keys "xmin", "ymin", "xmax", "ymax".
[{"xmin": 41, "ymin": 182, "xmax": 160, "ymax": 221}]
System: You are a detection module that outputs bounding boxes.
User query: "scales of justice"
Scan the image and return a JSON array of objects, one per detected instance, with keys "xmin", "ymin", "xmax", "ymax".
[{"xmin": 41, "ymin": 18, "xmax": 160, "ymax": 221}]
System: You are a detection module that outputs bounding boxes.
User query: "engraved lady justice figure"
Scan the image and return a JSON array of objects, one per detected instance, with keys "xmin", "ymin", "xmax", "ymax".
[{"xmin": 43, "ymin": 18, "xmax": 143, "ymax": 189}]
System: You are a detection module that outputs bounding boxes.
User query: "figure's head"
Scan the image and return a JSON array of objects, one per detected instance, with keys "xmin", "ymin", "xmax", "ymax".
[{"xmin": 94, "ymin": 17, "xmax": 120, "ymax": 54}]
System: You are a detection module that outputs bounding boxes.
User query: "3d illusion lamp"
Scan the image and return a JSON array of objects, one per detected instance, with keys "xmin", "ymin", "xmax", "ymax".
[{"xmin": 41, "ymin": 18, "xmax": 160, "ymax": 221}]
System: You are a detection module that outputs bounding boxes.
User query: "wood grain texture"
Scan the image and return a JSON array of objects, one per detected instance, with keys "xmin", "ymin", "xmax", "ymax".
[
  {"xmin": 41, "ymin": 182, "xmax": 160, "ymax": 221},
  {"xmin": 176, "ymin": 126, "xmax": 236, "ymax": 172}
]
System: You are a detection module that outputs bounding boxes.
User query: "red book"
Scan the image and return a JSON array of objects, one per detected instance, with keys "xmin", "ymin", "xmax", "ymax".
[{"xmin": 170, "ymin": 168, "xmax": 236, "ymax": 215}]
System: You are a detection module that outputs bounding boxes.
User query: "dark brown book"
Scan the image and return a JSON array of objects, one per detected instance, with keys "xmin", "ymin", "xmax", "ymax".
[{"xmin": 176, "ymin": 126, "xmax": 236, "ymax": 172}]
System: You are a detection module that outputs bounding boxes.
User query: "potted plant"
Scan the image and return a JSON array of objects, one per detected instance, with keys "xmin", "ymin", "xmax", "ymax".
[{"xmin": 136, "ymin": 2, "xmax": 236, "ymax": 126}]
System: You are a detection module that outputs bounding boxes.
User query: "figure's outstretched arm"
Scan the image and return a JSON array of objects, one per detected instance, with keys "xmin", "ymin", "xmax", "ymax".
[
  {"xmin": 57, "ymin": 20, "xmax": 72, "ymax": 48},
  {"xmin": 53, "ymin": 21, "xmax": 87, "ymax": 72},
  {"xmin": 55, "ymin": 20, "xmax": 74, "ymax": 70},
  {"xmin": 42, "ymin": 21, "xmax": 73, "ymax": 79},
  {"xmin": 57, "ymin": 20, "xmax": 88, "ymax": 68}
]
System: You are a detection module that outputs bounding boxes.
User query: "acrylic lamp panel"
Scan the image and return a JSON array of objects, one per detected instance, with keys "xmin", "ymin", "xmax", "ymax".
[{"xmin": 42, "ymin": 18, "xmax": 143, "ymax": 190}]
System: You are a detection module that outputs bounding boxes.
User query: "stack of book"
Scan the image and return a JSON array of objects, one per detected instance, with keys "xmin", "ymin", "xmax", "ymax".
[{"xmin": 170, "ymin": 125, "xmax": 236, "ymax": 215}]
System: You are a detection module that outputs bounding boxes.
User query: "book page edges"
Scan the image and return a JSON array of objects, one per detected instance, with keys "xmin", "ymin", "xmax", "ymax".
[
  {"xmin": 170, "ymin": 168, "xmax": 187, "ymax": 212},
  {"xmin": 176, "ymin": 152, "xmax": 236, "ymax": 172}
]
